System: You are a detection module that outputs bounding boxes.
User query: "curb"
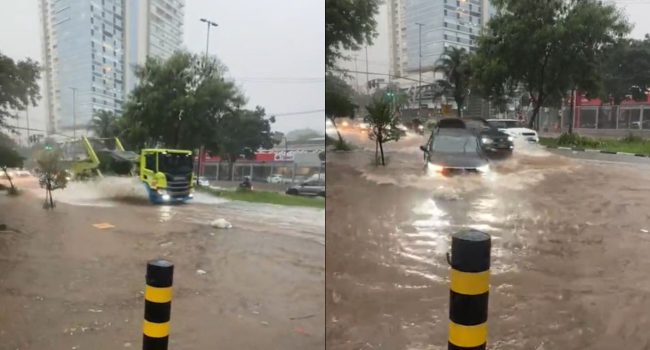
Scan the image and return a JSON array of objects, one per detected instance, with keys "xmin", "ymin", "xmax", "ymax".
[{"xmin": 544, "ymin": 145, "xmax": 649, "ymax": 158}]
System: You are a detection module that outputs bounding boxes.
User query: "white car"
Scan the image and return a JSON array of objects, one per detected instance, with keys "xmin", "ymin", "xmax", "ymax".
[
  {"xmin": 486, "ymin": 119, "xmax": 539, "ymax": 143},
  {"xmin": 198, "ymin": 177, "xmax": 210, "ymax": 186},
  {"xmin": 267, "ymin": 174, "xmax": 287, "ymax": 184}
]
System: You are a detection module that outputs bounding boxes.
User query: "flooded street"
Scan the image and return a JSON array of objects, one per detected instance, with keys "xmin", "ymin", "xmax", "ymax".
[
  {"xmin": 0, "ymin": 178, "xmax": 324, "ymax": 349},
  {"xmin": 326, "ymin": 130, "xmax": 650, "ymax": 350}
]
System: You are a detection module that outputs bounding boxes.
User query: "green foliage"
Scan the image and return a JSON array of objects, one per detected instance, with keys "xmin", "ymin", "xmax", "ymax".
[
  {"xmin": 202, "ymin": 187, "xmax": 324, "ymax": 208},
  {"xmin": 556, "ymin": 132, "xmax": 603, "ymax": 148},
  {"xmin": 325, "ymin": 0, "xmax": 380, "ymax": 68},
  {"xmin": 0, "ymin": 52, "xmax": 40, "ymax": 130},
  {"xmin": 434, "ymin": 47, "xmax": 472, "ymax": 118},
  {"xmin": 474, "ymin": 0, "xmax": 628, "ymax": 127},
  {"xmin": 326, "ymin": 73, "xmax": 357, "ymax": 144},
  {"xmin": 90, "ymin": 110, "xmax": 120, "ymax": 138},
  {"xmin": 599, "ymin": 38, "xmax": 650, "ymax": 104},
  {"xmin": 207, "ymin": 107, "xmax": 275, "ymax": 163},
  {"xmin": 120, "ymin": 51, "xmax": 244, "ymax": 150},
  {"xmin": 365, "ymin": 97, "xmax": 401, "ymax": 166},
  {"xmin": 333, "ymin": 139, "xmax": 352, "ymax": 151}
]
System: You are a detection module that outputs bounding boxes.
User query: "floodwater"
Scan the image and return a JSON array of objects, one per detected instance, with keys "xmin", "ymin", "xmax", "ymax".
[
  {"xmin": 0, "ymin": 176, "xmax": 324, "ymax": 349},
  {"xmin": 326, "ymin": 129, "xmax": 650, "ymax": 350}
]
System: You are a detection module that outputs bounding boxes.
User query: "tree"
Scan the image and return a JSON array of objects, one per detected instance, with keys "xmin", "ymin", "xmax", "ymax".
[
  {"xmin": 599, "ymin": 38, "xmax": 650, "ymax": 105},
  {"xmin": 325, "ymin": 0, "xmax": 380, "ymax": 68},
  {"xmin": 0, "ymin": 133, "xmax": 23, "ymax": 193},
  {"xmin": 325, "ymin": 73, "xmax": 357, "ymax": 146},
  {"xmin": 208, "ymin": 107, "xmax": 276, "ymax": 180},
  {"xmin": 286, "ymin": 129, "xmax": 322, "ymax": 142},
  {"xmin": 365, "ymin": 96, "xmax": 401, "ymax": 166},
  {"xmin": 434, "ymin": 47, "xmax": 472, "ymax": 118},
  {"xmin": 474, "ymin": 0, "xmax": 628, "ymax": 128},
  {"xmin": 0, "ymin": 52, "xmax": 40, "ymax": 131},
  {"xmin": 35, "ymin": 147, "xmax": 68, "ymax": 209},
  {"xmin": 121, "ymin": 51, "xmax": 244, "ymax": 150},
  {"xmin": 90, "ymin": 110, "xmax": 120, "ymax": 138}
]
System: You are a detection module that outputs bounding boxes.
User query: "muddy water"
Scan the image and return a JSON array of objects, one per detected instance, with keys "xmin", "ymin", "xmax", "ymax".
[
  {"xmin": 327, "ymin": 133, "xmax": 650, "ymax": 350},
  {"xmin": 1, "ymin": 176, "xmax": 324, "ymax": 349}
]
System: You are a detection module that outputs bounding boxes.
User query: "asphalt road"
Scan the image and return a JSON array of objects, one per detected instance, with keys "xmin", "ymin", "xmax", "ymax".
[
  {"xmin": 0, "ymin": 177, "xmax": 324, "ymax": 349},
  {"xmin": 326, "ymin": 129, "xmax": 650, "ymax": 350}
]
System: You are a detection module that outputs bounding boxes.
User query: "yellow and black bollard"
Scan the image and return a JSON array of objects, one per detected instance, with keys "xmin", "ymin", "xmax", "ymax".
[
  {"xmin": 143, "ymin": 259, "xmax": 174, "ymax": 350},
  {"xmin": 448, "ymin": 230, "xmax": 491, "ymax": 350}
]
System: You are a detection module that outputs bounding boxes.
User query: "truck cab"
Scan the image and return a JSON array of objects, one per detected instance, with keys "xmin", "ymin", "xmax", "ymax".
[{"xmin": 140, "ymin": 149, "xmax": 195, "ymax": 204}]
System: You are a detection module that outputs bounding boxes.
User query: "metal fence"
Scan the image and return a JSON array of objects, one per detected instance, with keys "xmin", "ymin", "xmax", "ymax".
[
  {"xmin": 562, "ymin": 106, "xmax": 650, "ymax": 130},
  {"xmin": 200, "ymin": 161, "xmax": 324, "ymax": 184}
]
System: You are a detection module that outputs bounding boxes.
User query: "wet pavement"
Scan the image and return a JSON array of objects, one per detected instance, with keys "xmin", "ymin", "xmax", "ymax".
[
  {"xmin": 0, "ymin": 177, "xmax": 324, "ymax": 349},
  {"xmin": 326, "ymin": 130, "xmax": 650, "ymax": 350}
]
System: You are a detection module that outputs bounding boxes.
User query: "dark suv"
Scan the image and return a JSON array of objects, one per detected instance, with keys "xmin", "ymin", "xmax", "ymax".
[{"xmin": 434, "ymin": 118, "xmax": 513, "ymax": 158}]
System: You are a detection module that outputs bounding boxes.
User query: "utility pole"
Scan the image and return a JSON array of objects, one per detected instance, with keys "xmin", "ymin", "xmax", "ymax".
[
  {"xmin": 69, "ymin": 87, "xmax": 77, "ymax": 139},
  {"xmin": 416, "ymin": 23, "xmax": 424, "ymax": 117},
  {"xmin": 25, "ymin": 105, "xmax": 30, "ymax": 144},
  {"xmin": 365, "ymin": 46, "xmax": 370, "ymax": 94},
  {"xmin": 198, "ymin": 18, "xmax": 218, "ymax": 186}
]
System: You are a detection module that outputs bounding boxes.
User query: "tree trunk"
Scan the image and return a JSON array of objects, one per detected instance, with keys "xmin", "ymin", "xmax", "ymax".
[
  {"xmin": 568, "ymin": 88, "xmax": 575, "ymax": 134},
  {"xmin": 2, "ymin": 168, "xmax": 15, "ymax": 191},
  {"xmin": 457, "ymin": 100, "xmax": 463, "ymax": 118},
  {"xmin": 378, "ymin": 133, "xmax": 385, "ymax": 166},
  {"xmin": 328, "ymin": 116, "xmax": 344, "ymax": 144}
]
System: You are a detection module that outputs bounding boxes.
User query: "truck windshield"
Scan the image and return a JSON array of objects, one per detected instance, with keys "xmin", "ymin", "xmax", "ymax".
[{"xmin": 158, "ymin": 153, "xmax": 193, "ymax": 175}]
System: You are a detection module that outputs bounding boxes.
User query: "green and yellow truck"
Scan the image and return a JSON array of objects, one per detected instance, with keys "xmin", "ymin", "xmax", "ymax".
[{"xmin": 64, "ymin": 137, "xmax": 195, "ymax": 204}]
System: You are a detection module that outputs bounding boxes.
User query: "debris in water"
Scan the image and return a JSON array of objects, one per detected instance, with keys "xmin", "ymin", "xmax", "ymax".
[
  {"xmin": 641, "ymin": 229, "xmax": 649, "ymax": 233},
  {"xmin": 124, "ymin": 342, "xmax": 132, "ymax": 348},
  {"xmin": 196, "ymin": 269, "xmax": 207, "ymax": 275},
  {"xmin": 88, "ymin": 309, "xmax": 103, "ymax": 313},
  {"xmin": 211, "ymin": 218, "xmax": 232, "ymax": 229},
  {"xmin": 92, "ymin": 223, "xmax": 115, "ymax": 229},
  {"xmin": 260, "ymin": 321, "xmax": 269, "ymax": 326},
  {"xmin": 159, "ymin": 241, "xmax": 173, "ymax": 248}
]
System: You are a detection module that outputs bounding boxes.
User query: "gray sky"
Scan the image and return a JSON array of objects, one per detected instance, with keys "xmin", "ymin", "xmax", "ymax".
[
  {"xmin": 0, "ymin": 0, "xmax": 324, "ymax": 138},
  {"xmin": 343, "ymin": 1, "xmax": 650, "ymax": 88}
]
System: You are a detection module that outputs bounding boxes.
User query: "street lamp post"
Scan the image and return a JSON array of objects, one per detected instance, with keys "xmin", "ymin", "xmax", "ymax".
[
  {"xmin": 200, "ymin": 18, "xmax": 219, "ymax": 60},
  {"xmin": 197, "ymin": 18, "xmax": 218, "ymax": 186},
  {"xmin": 416, "ymin": 23, "xmax": 424, "ymax": 117},
  {"xmin": 69, "ymin": 87, "xmax": 77, "ymax": 138}
]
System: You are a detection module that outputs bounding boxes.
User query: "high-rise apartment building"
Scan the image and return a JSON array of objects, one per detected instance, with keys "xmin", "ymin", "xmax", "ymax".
[
  {"xmin": 39, "ymin": 0, "xmax": 184, "ymax": 135},
  {"xmin": 125, "ymin": 0, "xmax": 185, "ymax": 94},
  {"xmin": 388, "ymin": 0, "xmax": 494, "ymax": 78}
]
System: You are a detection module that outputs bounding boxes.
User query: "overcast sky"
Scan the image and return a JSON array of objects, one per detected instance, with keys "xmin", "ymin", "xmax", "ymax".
[
  {"xmin": 343, "ymin": 0, "xmax": 650, "ymax": 89},
  {"xmin": 0, "ymin": 0, "xmax": 324, "ymax": 137}
]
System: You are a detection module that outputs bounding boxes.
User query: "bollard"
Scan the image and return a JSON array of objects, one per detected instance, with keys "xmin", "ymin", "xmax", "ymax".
[
  {"xmin": 143, "ymin": 259, "xmax": 174, "ymax": 350},
  {"xmin": 448, "ymin": 230, "xmax": 491, "ymax": 350}
]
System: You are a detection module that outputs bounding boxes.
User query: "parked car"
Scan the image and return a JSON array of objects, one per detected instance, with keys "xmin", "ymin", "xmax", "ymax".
[
  {"xmin": 198, "ymin": 177, "xmax": 210, "ymax": 187},
  {"xmin": 486, "ymin": 118, "xmax": 539, "ymax": 143},
  {"xmin": 286, "ymin": 180, "xmax": 325, "ymax": 197},
  {"xmin": 267, "ymin": 174, "xmax": 284, "ymax": 183},
  {"xmin": 420, "ymin": 128, "xmax": 490, "ymax": 176}
]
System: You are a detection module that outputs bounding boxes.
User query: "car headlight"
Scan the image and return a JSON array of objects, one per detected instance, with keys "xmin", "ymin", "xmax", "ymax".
[
  {"xmin": 477, "ymin": 164, "xmax": 490, "ymax": 173},
  {"xmin": 418, "ymin": 125, "xmax": 424, "ymax": 130},
  {"xmin": 427, "ymin": 163, "xmax": 444, "ymax": 173},
  {"xmin": 481, "ymin": 137, "xmax": 493, "ymax": 145},
  {"xmin": 507, "ymin": 136, "xmax": 514, "ymax": 142},
  {"xmin": 161, "ymin": 194, "xmax": 171, "ymax": 201}
]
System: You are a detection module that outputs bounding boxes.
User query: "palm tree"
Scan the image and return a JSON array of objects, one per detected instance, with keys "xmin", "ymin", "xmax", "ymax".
[
  {"xmin": 434, "ymin": 47, "xmax": 472, "ymax": 118},
  {"xmin": 90, "ymin": 110, "xmax": 118, "ymax": 138}
]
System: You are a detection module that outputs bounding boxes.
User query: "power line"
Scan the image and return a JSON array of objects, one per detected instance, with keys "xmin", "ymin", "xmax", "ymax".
[
  {"xmin": 331, "ymin": 68, "xmax": 437, "ymax": 85},
  {"xmin": 271, "ymin": 109, "xmax": 324, "ymax": 117}
]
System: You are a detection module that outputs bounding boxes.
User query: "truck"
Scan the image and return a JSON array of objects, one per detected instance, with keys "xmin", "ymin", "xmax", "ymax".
[
  {"xmin": 60, "ymin": 137, "xmax": 196, "ymax": 204},
  {"xmin": 139, "ymin": 148, "xmax": 195, "ymax": 204}
]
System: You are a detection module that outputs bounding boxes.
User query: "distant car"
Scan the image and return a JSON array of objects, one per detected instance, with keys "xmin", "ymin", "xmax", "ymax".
[
  {"xmin": 435, "ymin": 118, "xmax": 513, "ymax": 158},
  {"xmin": 487, "ymin": 119, "xmax": 539, "ymax": 143},
  {"xmin": 267, "ymin": 174, "xmax": 287, "ymax": 184},
  {"xmin": 420, "ymin": 128, "xmax": 490, "ymax": 176},
  {"xmin": 286, "ymin": 180, "xmax": 325, "ymax": 197},
  {"xmin": 198, "ymin": 177, "xmax": 210, "ymax": 186}
]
